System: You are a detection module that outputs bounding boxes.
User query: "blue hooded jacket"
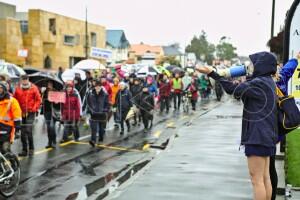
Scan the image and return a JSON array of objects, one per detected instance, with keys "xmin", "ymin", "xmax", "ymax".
[
  {"xmin": 276, "ymin": 59, "xmax": 298, "ymax": 95},
  {"xmin": 209, "ymin": 51, "xmax": 278, "ymax": 148}
]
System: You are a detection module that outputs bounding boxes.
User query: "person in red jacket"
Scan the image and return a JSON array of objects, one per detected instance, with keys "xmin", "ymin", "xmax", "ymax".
[
  {"xmin": 186, "ymin": 78, "xmax": 199, "ymax": 111},
  {"xmin": 14, "ymin": 74, "xmax": 41, "ymax": 157},
  {"xmin": 60, "ymin": 82, "xmax": 81, "ymax": 143},
  {"xmin": 159, "ymin": 74, "xmax": 171, "ymax": 114}
]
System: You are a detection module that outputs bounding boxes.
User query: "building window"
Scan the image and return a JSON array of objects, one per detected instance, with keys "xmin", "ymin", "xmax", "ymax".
[
  {"xmin": 64, "ymin": 35, "xmax": 76, "ymax": 46},
  {"xmin": 20, "ymin": 21, "xmax": 28, "ymax": 33},
  {"xmin": 44, "ymin": 55, "xmax": 52, "ymax": 69},
  {"xmin": 91, "ymin": 32, "xmax": 97, "ymax": 47},
  {"xmin": 49, "ymin": 18, "xmax": 56, "ymax": 35}
]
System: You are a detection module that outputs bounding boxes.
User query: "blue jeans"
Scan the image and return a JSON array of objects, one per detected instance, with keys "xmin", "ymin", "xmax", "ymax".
[{"xmin": 90, "ymin": 119, "xmax": 106, "ymax": 142}]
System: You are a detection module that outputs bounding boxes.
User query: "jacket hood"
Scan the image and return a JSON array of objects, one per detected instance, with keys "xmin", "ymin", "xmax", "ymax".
[{"xmin": 249, "ymin": 51, "xmax": 277, "ymax": 77}]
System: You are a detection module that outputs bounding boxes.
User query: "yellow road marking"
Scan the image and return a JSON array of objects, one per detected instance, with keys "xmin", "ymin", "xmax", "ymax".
[
  {"xmin": 180, "ymin": 115, "xmax": 189, "ymax": 120},
  {"xmin": 34, "ymin": 148, "xmax": 53, "ymax": 155},
  {"xmin": 154, "ymin": 131, "xmax": 162, "ymax": 138},
  {"xmin": 166, "ymin": 122, "xmax": 175, "ymax": 128},
  {"xmin": 73, "ymin": 141, "xmax": 144, "ymax": 152},
  {"xmin": 59, "ymin": 141, "xmax": 74, "ymax": 147},
  {"xmin": 142, "ymin": 144, "xmax": 150, "ymax": 151}
]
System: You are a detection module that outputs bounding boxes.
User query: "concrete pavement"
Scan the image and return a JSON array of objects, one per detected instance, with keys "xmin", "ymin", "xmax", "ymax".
[{"xmin": 109, "ymin": 99, "xmax": 253, "ymax": 200}]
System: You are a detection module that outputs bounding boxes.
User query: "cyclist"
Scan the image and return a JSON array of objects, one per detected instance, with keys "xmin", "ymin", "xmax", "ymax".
[{"xmin": 0, "ymin": 82, "xmax": 22, "ymax": 152}]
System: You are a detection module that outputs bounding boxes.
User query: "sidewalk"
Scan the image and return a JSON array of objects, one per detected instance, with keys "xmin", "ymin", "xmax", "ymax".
[{"xmin": 110, "ymin": 100, "xmax": 253, "ymax": 200}]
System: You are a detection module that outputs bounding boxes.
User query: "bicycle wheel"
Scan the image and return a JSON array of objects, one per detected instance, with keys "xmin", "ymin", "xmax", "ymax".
[{"xmin": 0, "ymin": 152, "xmax": 20, "ymax": 197}]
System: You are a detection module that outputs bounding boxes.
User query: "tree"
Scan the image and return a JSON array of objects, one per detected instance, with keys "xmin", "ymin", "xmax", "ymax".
[
  {"xmin": 159, "ymin": 56, "xmax": 181, "ymax": 67},
  {"xmin": 185, "ymin": 31, "xmax": 215, "ymax": 65},
  {"xmin": 216, "ymin": 37, "xmax": 237, "ymax": 60}
]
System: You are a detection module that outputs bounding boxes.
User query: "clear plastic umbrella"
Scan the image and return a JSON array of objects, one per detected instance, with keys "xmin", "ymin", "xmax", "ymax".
[
  {"xmin": 61, "ymin": 69, "xmax": 86, "ymax": 82},
  {"xmin": 73, "ymin": 59, "xmax": 106, "ymax": 70}
]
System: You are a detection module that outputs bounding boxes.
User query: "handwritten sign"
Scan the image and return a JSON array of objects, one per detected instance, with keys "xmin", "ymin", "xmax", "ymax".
[{"xmin": 48, "ymin": 91, "xmax": 66, "ymax": 103}]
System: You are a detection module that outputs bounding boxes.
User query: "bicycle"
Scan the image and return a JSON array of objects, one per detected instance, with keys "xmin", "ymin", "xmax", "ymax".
[{"xmin": 0, "ymin": 142, "xmax": 20, "ymax": 197}]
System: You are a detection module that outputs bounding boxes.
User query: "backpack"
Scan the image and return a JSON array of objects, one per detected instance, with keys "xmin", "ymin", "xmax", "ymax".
[{"xmin": 276, "ymin": 87, "xmax": 300, "ymax": 135}]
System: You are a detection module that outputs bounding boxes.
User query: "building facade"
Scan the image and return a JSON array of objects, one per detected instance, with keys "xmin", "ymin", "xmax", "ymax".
[
  {"xmin": 128, "ymin": 43, "xmax": 164, "ymax": 65},
  {"xmin": 106, "ymin": 30, "xmax": 130, "ymax": 64},
  {"xmin": 0, "ymin": 2, "xmax": 106, "ymax": 70}
]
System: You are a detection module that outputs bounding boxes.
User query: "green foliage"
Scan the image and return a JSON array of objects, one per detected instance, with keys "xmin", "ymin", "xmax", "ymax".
[
  {"xmin": 159, "ymin": 56, "xmax": 181, "ymax": 67},
  {"xmin": 185, "ymin": 31, "xmax": 215, "ymax": 65},
  {"xmin": 216, "ymin": 37, "xmax": 237, "ymax": 60},
  {"xmin": 286, "ymin": 129, "xmax": 300, "ymax": 186}
]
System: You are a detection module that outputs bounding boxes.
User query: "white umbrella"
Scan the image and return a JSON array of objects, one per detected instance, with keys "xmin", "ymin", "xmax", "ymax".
[
  {"xmin": 61, "ymin": 69, "xmax": 86, "ymax": 82},
  {"xmin": 137, "ymin": 65, "xmax": 158, "ymax": 77},
  {"xmin": 0, "ymin": 62, "xmax": 26, "ymax": 77},
  {"xmin": 73, "ymin": 59, "xmax": 106, "ymax": 70}
]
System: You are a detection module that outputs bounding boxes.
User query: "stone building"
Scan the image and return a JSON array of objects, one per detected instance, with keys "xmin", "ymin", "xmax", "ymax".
[{"xmin": 0, "ymin": 2, "xmax": 106, "ymax": 70}]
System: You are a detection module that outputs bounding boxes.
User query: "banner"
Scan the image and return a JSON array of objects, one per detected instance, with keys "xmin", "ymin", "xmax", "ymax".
[
  {"xmin": 48, "ymin": 91, "xmax": 66, "ymax": 104},
  {"xmin": 90, "ymin": 47, "xmax": 112, "ymax": 60}
]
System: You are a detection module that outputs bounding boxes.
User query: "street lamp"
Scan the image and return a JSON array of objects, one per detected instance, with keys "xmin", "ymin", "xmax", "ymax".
[{"xmin": 271, "ymin": 0, "xmax": 276, "ymax": 38}]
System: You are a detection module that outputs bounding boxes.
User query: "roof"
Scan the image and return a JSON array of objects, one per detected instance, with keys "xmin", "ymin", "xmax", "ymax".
[
  {"xmin": 106, "ymin": 30, "xmax": 130, "ymax": 49},
  {"xmin": 163, "ymin": 45, "xmax": 182, "ymax": 56},
  {"xmin": 129, "ymin": 44, "xmax": 163, "ymax": 56}
]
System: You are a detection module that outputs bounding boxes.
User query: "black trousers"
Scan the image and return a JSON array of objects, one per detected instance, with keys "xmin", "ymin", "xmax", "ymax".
[
  {"xmin": 63, "ymin": 120, "xmax": 79, "ymax": 141},
  {"xmin": 140, "ymin": 110, "xmax": 153, "ymax": 129},
  {"xmin": 21, "ymin": 112, "xmax": 35, "ymax": 152},
  {"xmin": 160, "ymin": 96, "xmax": 170, "ymax": 112},
  {"xmin": 44, "ymin": 112, "xmax": 58, "ymax": 146},
  {"xmin": 191, "ymin": 99, "xmax": 197, "ymax": 110},
  {"xmin": 120, "ymin": 110, "xmax": 130, "ymax": 132},
  {"xmin": 270, "ymin": 155, "xmax": 278, "ymax": 200},
  {"xmin": 173, "ymin": 93, "xmax": 181, "ymax": 109}
]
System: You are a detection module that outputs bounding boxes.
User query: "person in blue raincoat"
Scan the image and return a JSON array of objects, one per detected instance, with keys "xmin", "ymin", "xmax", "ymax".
[
  {"xmin": 270, "ymin": 55, "xmax": 299, "ymax": 200},
  {"xmin": 197, "ymin": 51, "xmax": 278, "ymax": 200}
]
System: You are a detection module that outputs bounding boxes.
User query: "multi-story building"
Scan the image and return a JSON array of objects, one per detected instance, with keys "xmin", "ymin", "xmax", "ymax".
[
  {"xmin": 0, "ymin": 2, "xmax": 106, "ymax": 70},
  {"xmin": 106, "ymin": 30, "xmax": 130, "ymax": 64},
  {"xmin": 128, "ymin": 43, "xmax": 164, "ymax": 65}
]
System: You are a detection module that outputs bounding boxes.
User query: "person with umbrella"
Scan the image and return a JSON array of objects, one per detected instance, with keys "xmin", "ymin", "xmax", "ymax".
[
  {"xmin": 170, "ymin": 72, "xmax": 183, "ymax": 111},
  {"xmin": 138, "ymin": 85, "xmax": 154, "ymax": 133},
  {"xmin": 41, "ymin": 80, "xmax": 61, "ymax": 149},
  {"xmin": 87, "ymin": 79, "xmax": 110, "ymax": 146},
  {"xmin": 60, "ymin": 82, "xmax": 81, "ymax": 143},
  {"xmin": 114, "ymin": 82, "xmax": 132, "ymax": 135},
  {"xmin": 14, "ymin": 75, "xmax": 42, "ymax": 157},
  {"xmin": 159, "ymin": 74, "xmax": 171, "ymax": 114},
  {"xmin": 130, "ymin": 78, "xmax": 143, "ymax": 126}
]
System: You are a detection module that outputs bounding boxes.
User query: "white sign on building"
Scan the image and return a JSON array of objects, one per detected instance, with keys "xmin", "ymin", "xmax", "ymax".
[{"xmin": 90, "ymin": 47, "xmax": 112, "ymax": 60}]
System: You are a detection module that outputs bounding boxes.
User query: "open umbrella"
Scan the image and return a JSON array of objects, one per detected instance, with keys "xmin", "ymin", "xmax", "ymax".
[
  {"xmin": 73, "ymin": 59, "xmax": 106, "ymax": 70},
  {"xmin": 29, "ymin": 72, "xmax": 64, "ymax": 90},
  {"xmin": 0, "ymin": 62, "xmax": 26, "ymax": 78},
  {"xmin": 137, "ymin": 65, "xmax": 159, "ymax": 77},
  {"xmin": 61, "ymin": 69, "xmax": 86, "ymax": 83},
  {"xmin": 24, "ymin": 67, "xmax": 41, "ymax": 75}
]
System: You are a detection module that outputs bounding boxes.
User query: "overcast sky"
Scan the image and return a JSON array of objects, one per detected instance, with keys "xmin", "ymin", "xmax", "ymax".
[{"xmin": 1, "ymin": 0, "xmax": 295, "ymax": 56}]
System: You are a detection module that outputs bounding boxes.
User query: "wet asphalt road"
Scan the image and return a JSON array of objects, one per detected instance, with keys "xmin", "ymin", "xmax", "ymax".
[
  {"xmin": 108, "ymin": 99, "xmax": 253, "ymax": 200},
  {"xmin": 3, "ymin": 99, "xmax": 219, "ymax": 200}
]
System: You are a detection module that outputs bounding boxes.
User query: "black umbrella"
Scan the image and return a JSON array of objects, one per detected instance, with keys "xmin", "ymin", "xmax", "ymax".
[
  {"xmin": 29, "ymin": 72, "xmax": 64, "ymax": 90},
  {"xmin": 165, "ymin": 65, "xmax": 178, "ymax": 72},
  {"xmin": 24, "ymin": 67, "xmax": 41, "ymax": 75}
]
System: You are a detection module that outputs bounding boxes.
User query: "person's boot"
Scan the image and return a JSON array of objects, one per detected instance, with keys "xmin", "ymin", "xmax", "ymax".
[
  {"xmin": 28, "ymin": 149, "xmax": 34, "ymax": 156},
  {"xmin": 18, "ymin": 151, "xmax": 28, "ymax": 157},
  {"xmin": 89, "ymin": 140, "xmax": 95, "ymax": 147}
]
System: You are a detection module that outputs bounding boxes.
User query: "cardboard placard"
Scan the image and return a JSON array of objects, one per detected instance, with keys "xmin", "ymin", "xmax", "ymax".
[{"xmin": 48, "ymin": 91, "xmax": 66, "ymax": 103}]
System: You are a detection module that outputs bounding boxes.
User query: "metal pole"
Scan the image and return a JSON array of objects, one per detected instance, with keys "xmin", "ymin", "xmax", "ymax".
[
  {"xmin": 85, "ymin": 6, "xmax": 89, "ymax": 59},
  {"xmin": 271, "ymin": 0, "xmax": 276, "ymax": 38}
]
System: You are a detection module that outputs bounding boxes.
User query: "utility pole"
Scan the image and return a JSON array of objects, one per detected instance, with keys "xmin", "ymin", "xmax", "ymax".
[
  {"xmin": 85, "ymin": 6, "xmax": 89, "ymax": 59},
  {"xmin": 271, "ymin": 0, "xmax": 276, "ymax": 38}
]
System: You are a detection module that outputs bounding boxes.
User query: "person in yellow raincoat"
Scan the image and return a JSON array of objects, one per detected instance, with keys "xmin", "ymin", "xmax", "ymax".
[{"xmin": 0, "ymin": 82, "xmax": 22, "ymax": 149}]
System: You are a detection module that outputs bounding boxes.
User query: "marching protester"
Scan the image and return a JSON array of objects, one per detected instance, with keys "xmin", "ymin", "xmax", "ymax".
[
  {"xmin": 186, "ymin": 78, "xmax": 199, "ymax": 111},
  {"xmin": 196, "ymin": 51, "xmax": 278, "ymax": 200},
  {"xmin": 159, "ymin": 74, "xmax": 171, "ymax": 114},
  {"xmin": 111, "ymin": 77, "xmax": 120, "ymax": 128},
  {"xmin": 115, "ymin": 82, "xmax": 132, "ymax": 135},
  {"xmin": 130, "ymin": 78, "xmax": 143, "ymax": 126},
  {"xmin": 138, "ymin": 85, "xmax": 155, "ymax": 133},
  {"xmin": 60, "ymin": 82, "xmax": 81, "ymax": 143},
  {"xmin": 0, "ymin": 81, "xmax": 22, "ymax": 150},
  {"xmin": 171, "ymin": 72, "xmax": 183, "ymax": 111},
  {"xmin": 41, "ymin": 81, "xmax": 60, "ymax": 149},
  {"xmin": 87, "ymin": 79, "xmax": 110, "ymax": 146},
  {"xmin": 14, "ymin": 74, "xmax": 42, "ymax": 157}
]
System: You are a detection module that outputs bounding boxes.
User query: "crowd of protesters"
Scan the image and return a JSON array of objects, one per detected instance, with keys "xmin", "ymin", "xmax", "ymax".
[{"xmin": 0, "ymin": 67, "xmax": 212, "ymax": 157}]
